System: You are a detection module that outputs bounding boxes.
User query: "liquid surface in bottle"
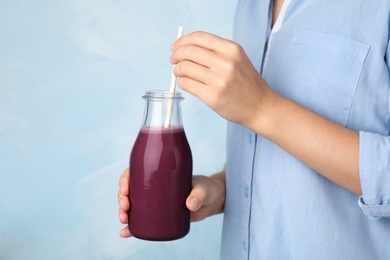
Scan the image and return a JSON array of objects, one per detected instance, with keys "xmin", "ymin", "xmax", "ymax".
[{"xmin": 129, "ymin": 126, "xmax": 192, "ymax": 241}]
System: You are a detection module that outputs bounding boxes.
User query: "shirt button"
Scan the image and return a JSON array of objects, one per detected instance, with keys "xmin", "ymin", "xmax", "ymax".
[
  {"xmin": 242, "ymin": 241, "xmax": 247, "ymax": 251},
  {"xmin": 248, "ymin": 133, "xmax": 252, "ymax": 144},
  {"xmin": 244, "ymin": 186, "xmax": 249, "ymax": 198}
]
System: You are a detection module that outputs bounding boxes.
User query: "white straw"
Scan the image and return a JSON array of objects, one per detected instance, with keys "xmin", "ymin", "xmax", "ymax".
[{"xmin": 164, "ymin": 26, "xmax": 184, "ymax": 128}]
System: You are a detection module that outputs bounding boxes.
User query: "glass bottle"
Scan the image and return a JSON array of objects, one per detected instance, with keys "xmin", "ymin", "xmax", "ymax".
[{"xmin": 129, "ymin": 90, "xmax": 192, "ymax": 241}]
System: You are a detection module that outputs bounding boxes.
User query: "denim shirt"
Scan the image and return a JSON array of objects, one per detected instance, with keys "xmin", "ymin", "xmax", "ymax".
[{"xmin": 221, "ymin": 0, "xmax": 390, "ymax": 259}]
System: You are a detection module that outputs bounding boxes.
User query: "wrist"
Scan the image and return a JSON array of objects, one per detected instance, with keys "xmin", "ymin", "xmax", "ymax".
[
  {"xmin": 245, "ymin": 86, "xmax": 283, "ymax": 138},
  {"xmin": 210, "ymin": 170, "xmax": 226, "ymax": 214}
]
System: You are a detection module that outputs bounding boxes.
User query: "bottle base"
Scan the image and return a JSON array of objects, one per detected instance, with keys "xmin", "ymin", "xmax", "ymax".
[{"xmin": 132, "ymin": 231, "xmax": 189, "ymax": 242}]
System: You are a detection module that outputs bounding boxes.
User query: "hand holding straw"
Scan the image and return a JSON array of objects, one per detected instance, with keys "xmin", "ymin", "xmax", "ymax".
[{"xmin": 164, "ymin": 26, "xmax": 184, "ymax": 128}]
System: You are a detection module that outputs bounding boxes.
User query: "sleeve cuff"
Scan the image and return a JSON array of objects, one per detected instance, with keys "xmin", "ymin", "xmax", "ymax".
[
  {"xmin": 358, "ymin": 197, "xmax": 390, "ymax": 220},
  {"xmin": 359, "ymin": 131, "xmax": 390, "ymax": 219}
]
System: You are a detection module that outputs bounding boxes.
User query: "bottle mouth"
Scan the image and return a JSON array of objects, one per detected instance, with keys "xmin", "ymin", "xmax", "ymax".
[{"xmin": 143, "ymin": 90, "xmax": 184, "ymax": 101}]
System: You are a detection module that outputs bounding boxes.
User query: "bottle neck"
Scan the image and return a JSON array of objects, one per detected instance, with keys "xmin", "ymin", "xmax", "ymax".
[{"xmin": 142, "ymin": 91, "xmax": 184, "ymax": 128}]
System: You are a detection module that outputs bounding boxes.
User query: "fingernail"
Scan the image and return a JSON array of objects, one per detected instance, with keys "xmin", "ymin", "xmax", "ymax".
[
  {"xmin": 189, "ymin": 197, "xmax": 199, "ymax": 211},
  {"xmin": 170, "ymin": 42, "xmax": 175, "ymax": 50}
]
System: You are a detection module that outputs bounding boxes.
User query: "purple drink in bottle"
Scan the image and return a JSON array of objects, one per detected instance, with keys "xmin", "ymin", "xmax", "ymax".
[{"xmin": 129, "ymin": 91, "xmax": 192, "ymax": 241}]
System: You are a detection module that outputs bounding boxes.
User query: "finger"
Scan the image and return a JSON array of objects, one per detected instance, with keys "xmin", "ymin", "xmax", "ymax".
[
  {"xmin": 174, "ymin": 60, "xmax": 211, "ymax": 85},
  {"xmin": 120, "ymin": 226, "xmax": 132, "ymax": 238},
  {"xmin": 119, "ymin": 208, "xmax": 128, "ymax": 224},
  {"xmin": 186, "ymin": 196, "xmax": 200, "ymax": 212},
  {"xmin": 172, "ymin": 31, "xmax": 235, "ymax": 55},
  {"xmin": 118, "ymin": 168, "xmax": 129, "ymax": 196},
  {"xmin": 177, "ymin": 77, "xmax": 217, "ymax": 110},
  {"xmin": 170, "ymin": 44, "xmax": 221, "ymax": 69},
  {"xmin": 186, "ymin": 180, "xmax": 207, "ymax": 212},
  {"xmin": 118, "ymin": 196, "xmax": 130, "ymax": 211}
]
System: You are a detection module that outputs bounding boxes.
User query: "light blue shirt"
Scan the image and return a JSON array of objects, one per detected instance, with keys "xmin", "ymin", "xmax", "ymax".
[{"xmin": 221, "ymin": 0, "xmax": 390, "ymax": 259}]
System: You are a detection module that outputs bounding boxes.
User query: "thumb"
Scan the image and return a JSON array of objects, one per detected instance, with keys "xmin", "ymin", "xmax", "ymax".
[{"xmin": 186, "ymin": 182, "xmax": 207, "ymax": 212}]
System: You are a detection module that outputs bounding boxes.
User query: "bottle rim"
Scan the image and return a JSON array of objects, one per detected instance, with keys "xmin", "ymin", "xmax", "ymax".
[{"xmin": 143, "ymin": 90, "xmax": 185, "ymax": 100}]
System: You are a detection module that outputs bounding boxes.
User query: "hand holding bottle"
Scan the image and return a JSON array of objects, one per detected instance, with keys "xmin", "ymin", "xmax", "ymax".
[{"xmin": 118, "ymin": 168, "xmax": 226, "ymax": 238}]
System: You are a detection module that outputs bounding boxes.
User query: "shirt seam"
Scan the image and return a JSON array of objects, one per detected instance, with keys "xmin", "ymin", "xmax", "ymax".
[{"xmin": 247, "ymin": 133, "xmax": 258, "ymax": 260}]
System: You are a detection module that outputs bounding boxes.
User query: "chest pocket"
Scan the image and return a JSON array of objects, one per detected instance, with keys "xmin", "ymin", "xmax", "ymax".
[{"xmin": 275, "ymin": 30, "xmax": 370, "ymax": 126}]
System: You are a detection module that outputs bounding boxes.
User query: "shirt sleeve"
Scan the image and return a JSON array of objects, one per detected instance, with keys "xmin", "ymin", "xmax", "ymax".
[
  {"xmin": 359, "ymin": 132, "xmax": 390, "ymax": 219},
  {"xmin": 358, "ymin": 39, "xmax": 390, "ymax": 219}
]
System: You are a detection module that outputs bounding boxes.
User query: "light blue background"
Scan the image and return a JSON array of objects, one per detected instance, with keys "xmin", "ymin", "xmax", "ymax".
[{"xmin": 0, "ymin": 0, "xmax": 236, "ymax": 259}]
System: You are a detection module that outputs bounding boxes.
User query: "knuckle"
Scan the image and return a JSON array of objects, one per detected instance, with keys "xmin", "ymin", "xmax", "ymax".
[
  {"xmin": 229, "ymin": 41, "xmax": 243, "ymax": 55},
  {"xmin": 177, "ymin": 77, "xmax": 190, "ymax": 90},
  {"xmin": 174, "ymin": 64, "xmax": 181, "ymax": 76},
  {"xmin": 192, "ymin": 30, "xmax": 206, "ymax": 39},
  {"xmin": 214, "ymin": 74, "xmax": 230, "ymax": 89},
  {"xmin": 181, "ymin": 45, "xmax": 192, "ymax": 57},
  {"xmin": 181, "ymin": 60, "xmax": 190, "ymax": 72},
  {"xmin": 178, "ymin": 45, "xmax": 196, "ymax": 62},
  {"xmin": 223, "ymin": 60, "xmax": 237, "ymax": 73},
  {"xmin": 197, "ymin": 187, "xmax": 207, "ymax": 200},
  {"xmin": 176, "ymin": 61, "xmax": 191, "ymax": 75},
  {"xmin": 192, "ymin": 183, "xmax": 207, "ymax": 200}
]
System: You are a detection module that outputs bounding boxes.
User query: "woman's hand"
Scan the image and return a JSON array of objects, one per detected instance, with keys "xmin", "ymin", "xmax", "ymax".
[
  {"xmin": 170, "ymin": 31, "xmax": 361, "ymax": 195},
  {"xmin": 170, "ymin": 31, "xmax": 277, "ymax": 129},
  {"xmin": 118, "ymin": 168, "xmax": 131, "ymax": 238},
  {"xmin": 186, "ymin": 171, "xmax": 226, "ymax": 222},
  {"xmin": 118, "ymin": 168, "xmax": 226, "ymax": 237}
]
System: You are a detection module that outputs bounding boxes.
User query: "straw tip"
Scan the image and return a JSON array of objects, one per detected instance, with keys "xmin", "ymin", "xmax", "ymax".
[{"xmin": 178, "ymin": 26, "xmax": 184, "ymax": 37}]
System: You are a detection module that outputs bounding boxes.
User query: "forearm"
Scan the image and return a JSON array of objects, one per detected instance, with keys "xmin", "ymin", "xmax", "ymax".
[{"xmin": 249, "ymin": 94, "xmax": 361, "ymax": 195}]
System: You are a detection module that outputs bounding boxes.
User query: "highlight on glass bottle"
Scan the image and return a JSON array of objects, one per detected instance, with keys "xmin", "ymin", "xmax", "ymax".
[{"xmin": 129, "ymin": 90, "xmax": 193, "ymax": 241}]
